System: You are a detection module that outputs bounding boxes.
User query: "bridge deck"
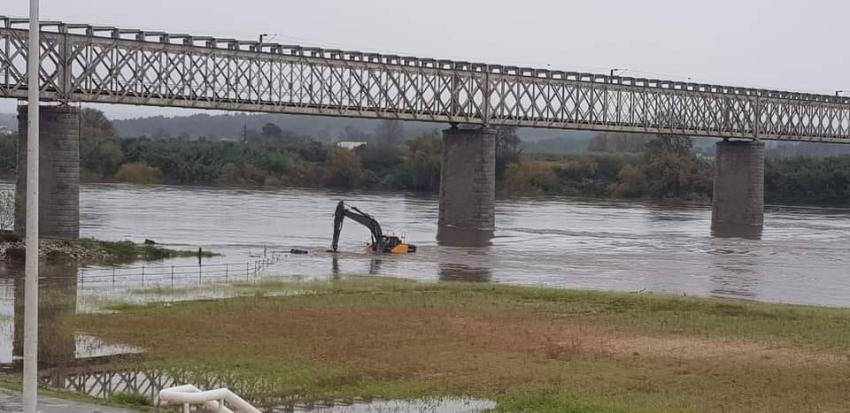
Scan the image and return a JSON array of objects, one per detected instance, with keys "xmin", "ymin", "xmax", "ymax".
[{"xmin": 2, "ymin": 17, "xmax": 849, "ymax": 143}]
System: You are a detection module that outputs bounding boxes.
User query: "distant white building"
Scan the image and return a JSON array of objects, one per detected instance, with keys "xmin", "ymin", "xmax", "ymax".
[
  {"xmin": 336, "ymin": 141, "xmax": 367, "ymax": 150},
  {"xmin": 0, "ymin": 126, "xmax": 13, "ymax": 136}
]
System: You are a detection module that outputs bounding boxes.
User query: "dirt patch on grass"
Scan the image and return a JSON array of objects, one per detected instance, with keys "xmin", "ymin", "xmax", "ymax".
[
  {"xmin": 249, "ymin": 304, "xmax": 846, "ymax": 378},
  {"xmin": 77, "ymin": 282, "xmax": 850, "ymax": 412},
  {"xmin": 544, "ymin": 332, "xmax": 848, "ymax": 367}
]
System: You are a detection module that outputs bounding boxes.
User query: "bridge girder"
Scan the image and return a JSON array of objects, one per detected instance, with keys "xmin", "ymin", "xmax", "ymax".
[{"xmin": 1, "ymin": 18, "xmax": 850, "ymax": 143}]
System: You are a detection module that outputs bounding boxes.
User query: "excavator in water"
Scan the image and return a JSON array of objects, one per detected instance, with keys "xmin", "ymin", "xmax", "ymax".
[{"xmin": 331, "ymin": 201, "xmax": 416, "ymax": 254}]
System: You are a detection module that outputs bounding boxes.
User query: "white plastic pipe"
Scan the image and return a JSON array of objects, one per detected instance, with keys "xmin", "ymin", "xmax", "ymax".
[
  {"xmin": 159, "ymin": 384, "xmax": 261, "ymax": 413},
  {"xmin": 22, "ymin": 0, "xmax": 40, "ymax": 412}
]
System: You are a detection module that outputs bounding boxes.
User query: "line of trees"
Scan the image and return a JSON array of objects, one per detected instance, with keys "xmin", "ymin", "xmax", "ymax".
[
  {"xmin": 72, "ymin": 108, "xmax": 452, "ymax": 191},
  {"xmin": 506, "ymin": 135, "xmax": 850, "ymax": 204},
  {"xmin": 0, "ymin": 108, "xmax": 849, "ymax": 205}
]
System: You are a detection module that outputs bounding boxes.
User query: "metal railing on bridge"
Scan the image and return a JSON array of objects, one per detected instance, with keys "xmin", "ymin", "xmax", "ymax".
[{"xmin": 1, "ymin": 17, "xmax": 850, "ymax": 143}]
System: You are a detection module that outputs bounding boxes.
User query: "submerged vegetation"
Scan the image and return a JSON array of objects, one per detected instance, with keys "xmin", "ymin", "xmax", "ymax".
[
  {"xmin": 74, "ymin": 239, "xmax": 215, "ymax": 264},
  {"xmin": 76, "ymin": 277, "xmax": 850, "ymax": 413},
  {"xmin": 0, "ymin": 237, "xmax": 214, "ymax": 264}
]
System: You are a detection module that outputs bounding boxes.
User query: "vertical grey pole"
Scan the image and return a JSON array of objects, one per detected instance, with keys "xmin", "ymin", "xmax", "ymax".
[{"xmin": 23, "ymin": 1, "xmax": 41, "ymax": 412}]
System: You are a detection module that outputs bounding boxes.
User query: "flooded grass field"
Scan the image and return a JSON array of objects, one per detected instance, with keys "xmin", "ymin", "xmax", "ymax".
[{"xmin": 1, "ymin": 183, "xmax": 850, "ymax": 411}]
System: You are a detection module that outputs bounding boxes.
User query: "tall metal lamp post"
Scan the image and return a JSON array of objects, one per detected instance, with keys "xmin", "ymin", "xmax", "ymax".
[
  {"xmin": 23, "ymin": 0, "xmax": 41, "ymax": 412},
  {"xmin": 609, "ymin": 68, "xmax": 626, "ymax": 84}
]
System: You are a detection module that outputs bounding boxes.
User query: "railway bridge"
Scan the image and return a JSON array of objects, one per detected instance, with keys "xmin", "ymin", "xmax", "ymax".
[{"xmin": 3, "ymin": 17, "xmax": 850, "ymax": 240}]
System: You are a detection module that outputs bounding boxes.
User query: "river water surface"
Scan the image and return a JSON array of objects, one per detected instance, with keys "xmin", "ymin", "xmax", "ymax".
[
  {"xmin": 1, "ymin": 182, "xmax": 849, "ymax": 409},
  {"xmin": 2, "ymin": 182, "xmax": 850, "ymax": 307}
]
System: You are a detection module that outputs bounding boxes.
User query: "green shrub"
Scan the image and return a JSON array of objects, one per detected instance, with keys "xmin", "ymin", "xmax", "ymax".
[
  {"xmin": 505, "ymin": 161, "xmax": 557, "ymax": 194},
  {"xmin": 110, "ymin": 391, "xmax": 151, "ymax": 407},
  {"xmin": 114, "ymin": 162, "xmax": 162, "ymax": 184},
  {"xmin": 324, "ymin": 147, "xmax": 362, "ymax": 188}
]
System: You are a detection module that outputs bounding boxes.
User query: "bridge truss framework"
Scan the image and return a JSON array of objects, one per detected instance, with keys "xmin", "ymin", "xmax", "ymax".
[{"xmin": 2, "ymin": 17, "xmax": 850, "ymax": 143}]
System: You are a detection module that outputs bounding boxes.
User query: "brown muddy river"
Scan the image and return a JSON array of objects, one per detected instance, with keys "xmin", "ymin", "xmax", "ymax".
[
  {"xmin": 79, "ymin": 183, "xmax": 850, "ymax": 305},
  {"xmin": 1, "ymin": 182, "xmax": 849, "ymax": 306}
]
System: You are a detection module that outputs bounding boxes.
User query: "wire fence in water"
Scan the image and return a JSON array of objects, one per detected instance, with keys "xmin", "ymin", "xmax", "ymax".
[{"xmin": 3, "ymin": 250, "xmax": 292, "ymax": 293}]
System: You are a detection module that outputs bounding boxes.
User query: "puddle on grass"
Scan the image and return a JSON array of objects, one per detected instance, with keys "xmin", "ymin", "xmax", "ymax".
[
  {"xmin": 74, "ymin": 334, "xmax": 144, "ymax": 359},
  {"xmin": 36, "ymin": 366, "xmax": 496, "ymax": 413}
]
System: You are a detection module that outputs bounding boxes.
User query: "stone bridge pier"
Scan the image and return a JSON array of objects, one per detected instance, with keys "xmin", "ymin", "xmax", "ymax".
[
  {"xmin": 15, "ymin": 104, "xmax": 81, "ymax": 240},
  {"xmin": 711, "ymin": 140, "xmax": 765, "ymax": 238},
  {"xmin": 437, "ymin": 125, "xmax": 496, "ymax": 246}
]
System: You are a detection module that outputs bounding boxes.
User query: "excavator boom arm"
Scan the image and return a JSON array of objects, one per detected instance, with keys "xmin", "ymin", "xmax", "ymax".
[{"xmin": 332, "ymin": 201, "xmax": 384, "ymax": 252}]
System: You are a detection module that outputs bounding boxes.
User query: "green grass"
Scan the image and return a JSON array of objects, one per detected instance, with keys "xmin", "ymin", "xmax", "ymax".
[
  {"xmin": 130, "ymin": 286, "xmax": 191, "ymax": 296},
  {"xmin": 42, "ymin": 238, "xmax": 218, "ymax": 265},
  {"xmin": 75, "ymin": 277, "xmax": 850, "ymax": 413},
  {"xmin": 221, "ymin": 277, "xmax": 850, "ymax": 350},
  {"xmin": 79, "ymin": 239, "xmax": 216, "ymax": 262},
  {"xmin": 0, "ymin": 375, "xmax": 161, "ymax": 412},
  {"xmin": 110, "ymin": 391, "xmax": 152, "ymax": 407}
]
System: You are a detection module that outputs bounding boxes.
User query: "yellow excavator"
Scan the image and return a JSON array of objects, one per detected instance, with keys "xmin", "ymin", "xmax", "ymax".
[{"xmin": 331, "ymin": 201, "xmax": 416, "ymax": 254}]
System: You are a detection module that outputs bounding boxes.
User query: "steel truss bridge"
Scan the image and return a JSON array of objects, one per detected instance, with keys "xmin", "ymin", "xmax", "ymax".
[{"xmin": 1, "ymin": 17, "xmax": 849, "ymax": 143}]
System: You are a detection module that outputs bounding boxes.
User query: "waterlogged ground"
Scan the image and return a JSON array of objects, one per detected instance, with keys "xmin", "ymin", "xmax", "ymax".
[
  {"xmin": 1, "ymin": 183, "xmax": 850, "ymax": 411},
  {"xmin": 72, "ymin": 278, "xmax": 850, "ymax": 413}
]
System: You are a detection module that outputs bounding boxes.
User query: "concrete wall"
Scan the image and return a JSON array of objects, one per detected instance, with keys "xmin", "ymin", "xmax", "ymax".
[
  {"xmin": 15, "ymin": 105, "xmax": 81, "ymax": 240},
  {"xmin": 438, "ymin": 126, "xmax": 496, "ymax": 237},
  {"xmin": 711, "ymin": 140, "xmax": 765, "ymax": 237}
]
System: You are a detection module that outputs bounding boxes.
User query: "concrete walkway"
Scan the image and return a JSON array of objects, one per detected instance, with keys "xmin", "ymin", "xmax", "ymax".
[{"xmin": 0, "ymin": 390, "xmax": 139, "ymax": 413}]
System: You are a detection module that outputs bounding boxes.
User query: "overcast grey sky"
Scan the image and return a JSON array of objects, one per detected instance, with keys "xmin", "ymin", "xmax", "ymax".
[{"xmin": 3, "ymin": 0, "xmax": 849, "ymax": 118}]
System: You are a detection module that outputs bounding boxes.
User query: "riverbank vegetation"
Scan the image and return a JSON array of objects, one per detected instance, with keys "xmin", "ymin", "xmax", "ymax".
[
  {"xmin": 76, "ymin": 277, "xmax": 850, "ymax": 413},
  {"xmin": 0, "ymin": 235, "xmax": 214, "ymax": 264},
  {"xmin": 2, "ymin": 108, "xmax": 850, "ymax": 205}
]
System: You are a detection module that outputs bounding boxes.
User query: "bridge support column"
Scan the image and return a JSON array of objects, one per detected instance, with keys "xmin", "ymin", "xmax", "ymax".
[
  {"xmin": 711, "ymin": 140, "xmax": 765, "ymax": 238},
  {"xmin": 437, "ymin": 126, "xmax": 495, "ymax": 245},
  {"xmin": 15, "ymin": 104, "xmax": 81, "ymax": 240}
]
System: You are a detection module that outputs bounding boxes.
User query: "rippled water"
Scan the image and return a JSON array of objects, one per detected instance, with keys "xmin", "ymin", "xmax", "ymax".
[
  {"xmin": 77, "ymin": 183, "xmax": 850, "ymax": 307},
  {"xmin": 1, "ymin": 182, "xmax": 849, "ymax": 409},
  {"xmin": 2, "ymin": 182, "xmax": 849, "ymax": 308}
]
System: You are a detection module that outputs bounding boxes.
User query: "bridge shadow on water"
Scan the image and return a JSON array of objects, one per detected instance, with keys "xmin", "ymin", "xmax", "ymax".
[
  {"xmin": 436, "ymin": 226, "xmax": 493, "ymax": 283},
  {"xmin": 710, "ymin": 224, "xmax": 763, "ymax": 240}
]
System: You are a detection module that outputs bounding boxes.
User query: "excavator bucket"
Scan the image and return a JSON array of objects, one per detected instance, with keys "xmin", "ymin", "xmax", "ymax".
[{"xmin": 330, "ymin": 201, "xmax": 416, "ymax": 254}]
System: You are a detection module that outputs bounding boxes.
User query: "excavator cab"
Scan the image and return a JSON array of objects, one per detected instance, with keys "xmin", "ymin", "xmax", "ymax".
[{"xmin": 332, "ymin": 201, "xmax": 417, "ymax": 254}]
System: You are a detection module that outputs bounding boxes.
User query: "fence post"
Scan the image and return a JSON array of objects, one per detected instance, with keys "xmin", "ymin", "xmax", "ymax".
[
  {"xmin": 225, "ymin": 263, "xmax": 229, "ymax": 282},
  {"xmin": 171, "ymin": 265, "xmax": 175, "ymax": 288},
  {"xmin": 141, "ymin": 265, "xmax": 145, "ymax": 288},
  {"xmin": 112, "ymin": 267, "xmax": 116, "ymax": 287},
  {"xmin": 246, "ymin": 262, "xmax": 249, "ymax": 280}
]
